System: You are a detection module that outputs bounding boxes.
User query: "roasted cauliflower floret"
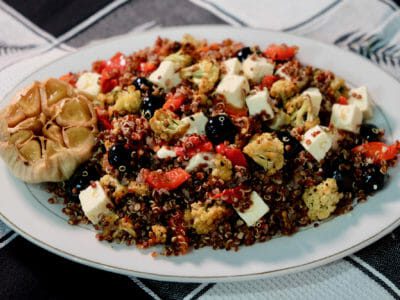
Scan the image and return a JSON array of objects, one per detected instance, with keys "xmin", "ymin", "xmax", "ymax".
[
  {"xmin": 111, "ymin": 86, "xmax": 141, "ymax": 113},
  {"xmin": 211, "ymin": 153, "xmax": 232, "ymax": 181},
  {"xmin": 100, "ymin": 214, "xmax": 136, "ymax": 238},
  {"xmin": 127, "ymin": 181, "xmax": 150, "ymax": 197},
  {"xmin": 164, "ymin": 51, "xmax": 192, "ymax": 69},
  {"xmin": 330, "ymin": 76, "xmax": 349, "ymax": 99},
  {"xmin": 100, "ymin": 174, "xmax": 150, "ymax": 200},
  {"xmin": 303, "ymin": 178, "xmax": 343, "ymax": 221},
  {"xmin": 270, "ymin": 79, "xmax": 298, "ymax": 102},
  {"xmin": 149, "ymin": 109, "xmax": 189, "ymax": 141},
  {"xmin": 151, "ymin": 225, "xmax": 167, "ymax": 243},
  {"xmin": 181, "ymin": 34, "xmax": 204, "ymax": 48},
  {"xmin": 285, "ymin": 94, "xmax": 319, "ymax": 130},
  {"xmin": 243, "ymin": 133, "xmax": 284, "ymax": 175},
  {"xmin": 100, "ymin": 174, "xmax": 128, "ymax": 201},
  {"xmin": 184, "ymin": 202, "xmax": 229, "ymax": 234},
  {"xmin": 181, "ymin": 60, "xmax": 220, "ymax": 93},
  {"xmin": 269, "ymin": 110, "xmax": 291, "ymax": 130}
]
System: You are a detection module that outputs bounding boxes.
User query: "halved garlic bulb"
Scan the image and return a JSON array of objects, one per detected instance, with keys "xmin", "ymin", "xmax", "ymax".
[{"xmin": 0, "ymin": 78, "xmax": 98, "ymax": 183}]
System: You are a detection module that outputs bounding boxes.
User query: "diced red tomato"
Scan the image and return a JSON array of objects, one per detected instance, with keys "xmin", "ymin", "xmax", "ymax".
[
  {"xmin": 95, "ymin": 107, "xmax": 113, "ymax": 130},
  {"xmin": 216, "ymin": 144, "xmax": 248, "ymax": 167},
  {"xmin": 175, "ymin": 135, "xmax": 213, "ymax": 158},
  {"xmin": 139, "ymin": 62, "xmax": 157, "ymax": 73},
  {"xmin": 145, "ymin": 168, "xmax": 191, "ymax": 191},
  {"xmin": 337, "ymin": 96, "xmax": 348, "ymax": 105},
  {"xmin": 99, "ymin": 52, "xmax": 127, "ymax": 93},
  {"xmin": 100, "ymin": 75, "xmax": 119, "ymax": 94},
  {"xmin": 163, "ymin": 94, "xmax": 186, "ymax": 111},
  {"xmin": 92, "ymin": 60, "xmax": 107, "ymax": 74},
  {"xmin": 107, "ymin": 52, "xmax": 127, "ymax": 71},
  {"xmin": 352, "ymin": 141, "xmax": 400, "ymax": 163},
  {"xmin": 211, "ymin": 186, "xmax": 244, "ymax": 204},
  {"xmin": 264, "ymin": 44, "xmax": 298, "ymax": 61},
  {"xmin": 59, "ymin": 72, "xmax": 78, "ymax": 87},
  {"xmin": 260, "ymin": 75, "xmax": 279, "ymax": 89}
]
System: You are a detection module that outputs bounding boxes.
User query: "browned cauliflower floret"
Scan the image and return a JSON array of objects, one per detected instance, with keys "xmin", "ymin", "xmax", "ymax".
[
  {"xmin": 151, "ymin": 225, "xmax": 167, "ymax": 243},
  {"xmin": 110, "ymin": 86, "xmax": 142, "ymax": 114},
  {"xmin": 184, "ymin": 202, "xmax": 229, "ymax": 234},
  {"xmin": 99, "ymin": 214, "xmax": 136, "ymax": 238},
  {"xmin": 330, "ymin": 76, "xmax": 349, "ymax": 99},
  {"xmin": 243, "ymin": 133, "xmax": 284, "ymax": 175},
  {"xmin": 269, "ymin": 110, "xmax": 291, "ymax": 130},
  {"xmin": 149, "ymin": 109, "xmax": 189, "ymax": 141},
  {"xmin": 164, "ymin": 51, "xmax": 192, "ymax": 69},
  {"xmin": 303, "ymin": 178, "xmax": 343, "ymax": 221},
  {"xmin": 211, "ymin": 153, "xmax": 232, "ymax": 181},
  {"xmin": 128, "ymin": 181, "xmax": 150, "ymax": 197},
  {"xmin": 285, "ymin": 94, "xmax": 319, "ymax": 130},
  {"xmin": 100, "ymin": 174, "xmax": 149, "ymax": 199},
  {"xmin": 180, "ymin": 60, "xmax": 220, "ymax": 93},
  {"xmin": 100, "ymin": 174, "xmax": 128, "ymax": 201},
  {"xmin": 270, "ymin": 79, "xmax": 298, "ymax": 102}
]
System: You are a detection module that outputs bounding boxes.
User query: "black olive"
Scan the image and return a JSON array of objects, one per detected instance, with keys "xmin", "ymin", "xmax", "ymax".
[
  {"xmin": 361, "ymin": 165, "xmax": 387, "ymax": 193},
  {"xmin": 65, "ymin": 164, "xmax": 99, "ymax": 201},
  {"xmin": 205, "ymin": 114, "xmax": 237, "ymax": 144},
  {"xmin": 141, "ymin": 94, "xmax": 164, "ymax": 119},
  {"xmin": 277, "ymin": 131, "xmax": 302, "ymax": 159},
  {"xmin": 236, "ymin": 47, "xmax": 252, "ymax": 62},
  {"xmin": 108, "ymin": 143, "xmax": 132, "ymax": 171},
  {"xmin": 332, "ymin": 169, "xmax": 354, "ymax": 192},
  {"xmin": 360, "ymin": 124, "xmax": 382, "ymax": 142},
  {"xmin": 137, "ymin": 154, "xmax": 152, "ymax": 168},
  {"xmin": 132, "ymin": 77, "xmax": 153, "ymax": 93},
  {"xmin": 322, "ymin": 154, "xmax": 351, "ymax": 177}
]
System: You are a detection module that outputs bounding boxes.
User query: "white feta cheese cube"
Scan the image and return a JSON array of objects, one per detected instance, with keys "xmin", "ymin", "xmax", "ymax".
[
  {"xmin": 274, "ymin": 65, "xmax": 291, "ymax": 81},
  {"xmin": 215, "ymin": 75, "xmax": 250, "ymax": 108},
  {"xmin": 222, "ymin": 58, "xmax": 242, "ymax": 76},
  {"xmin": 348, "ymin": 86, "xmax": 373, "ymax": 119},
  {"xmin": 245, "ymin": 89, "xmax": 274, "ymax": 118},
  {"xmin": 185, "ymin": 152, "xmax": 215, "ymax": 172},
  {"xmin": 79, "ymin": 182, "xmax": 112, "ymax": 224},
  {"xmin": 182, "ymin": 112, "xmax": 208, "ymax": 135},
  {"xmin": 242, "ymin": 55, "xmax": 274, "ymax": 83},
  {"xmin": 149, "ymin": 61, "xmax": 181, "ymax": 91},
  {"xmin": 156, "ymin": 146, "xmax": 177, "ymax": 159},
  {"xmin": 302, "ymin": 87, "xmax": 322, "ymax": 115},
  {"xmin": 76, "ymin": 72, "xmax": 101, "ymax": 96},
  {"xmin": 301, "ymin": 125, "xmax": 333, "ymax": 161},
  {"xmin": 235, "ymin": 191, "xmax": 270, "ymax": 227},
  {"xmin": 330, "ymin": 103, "xmax": 363, "ymax": 133}
]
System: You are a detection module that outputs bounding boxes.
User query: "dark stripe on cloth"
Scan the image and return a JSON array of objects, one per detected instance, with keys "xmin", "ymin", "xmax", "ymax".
[
  {"xmin": 354, "ymin": 227, "xmax": 400, "ymax": 290},
  {"xmin": 192, "ymin": 283, "xmax": 216, "ymax": 300},
  {"xmin": 139, "ymin": 278, "xmax": 202, "ymax": 300},
  {"xmin": 0, "ymin": 230, "xmax": 14, "ymax": 243},
  {"xmin": 0, "ymin": 236, "xmax": 153, "ymax": 299},
  {"xmin": 379, "ymin": 0, "xmax": 399, "ymax": 10},
  {"xmin": 3, "ymin": 0, "xmax": 116, "ymax": 36},
  {"xmin": 345, "ymin": 257, "xmax": 399, "ymax": 299},
  {"xmin": 200, "ymin": 0, "xmax": 248, "ymax": 26},
  {"xmin": 282, "ymin": 0, "xmax": 342, "ymax": 32}
]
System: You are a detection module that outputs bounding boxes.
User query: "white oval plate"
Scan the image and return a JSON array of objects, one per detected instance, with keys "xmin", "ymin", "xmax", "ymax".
[{"xmin": 0, "ymin": 26, "xmax": 399, "ymax": 283}]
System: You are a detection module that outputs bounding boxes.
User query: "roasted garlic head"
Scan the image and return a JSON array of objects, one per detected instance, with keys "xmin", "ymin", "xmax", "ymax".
[{"xmin": 0, "ymin": 78, "xmax": 98, "ymax": 183}]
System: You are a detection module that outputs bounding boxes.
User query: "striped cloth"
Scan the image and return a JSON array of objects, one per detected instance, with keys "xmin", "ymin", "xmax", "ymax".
[{"xmin": 0, "ymin": 0, "xmax": 399, "ymax": 299}]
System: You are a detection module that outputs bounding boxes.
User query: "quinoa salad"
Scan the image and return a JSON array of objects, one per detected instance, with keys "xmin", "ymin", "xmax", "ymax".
[{"xmin": 0, "ymin": 35, "xmax": 399, "ymax": 256}]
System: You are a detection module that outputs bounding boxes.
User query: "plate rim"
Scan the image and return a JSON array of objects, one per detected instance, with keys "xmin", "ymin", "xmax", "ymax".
[{"xmin": 1, "ymin": 25, "xmax": 399, "ymax": 282}]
